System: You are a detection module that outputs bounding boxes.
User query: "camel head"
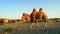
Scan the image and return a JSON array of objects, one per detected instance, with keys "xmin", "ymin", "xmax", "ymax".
[{"xmin": 22, "ymin": 13, "xmax": 30, "ymax": 22}]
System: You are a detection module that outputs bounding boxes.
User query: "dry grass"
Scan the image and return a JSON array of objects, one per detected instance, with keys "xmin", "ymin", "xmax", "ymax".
[{"xmin": 0, "ymin": 19, "xmax": 60, "ymax": 34}]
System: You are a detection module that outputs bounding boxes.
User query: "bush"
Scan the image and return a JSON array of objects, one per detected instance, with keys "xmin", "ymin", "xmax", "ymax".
[{"xmin": 3, "ymin": 26, "xmax": 17, "ymax": 33}]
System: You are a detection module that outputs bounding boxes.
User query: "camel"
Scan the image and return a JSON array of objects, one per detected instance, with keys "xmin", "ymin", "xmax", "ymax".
[
  {"xmin": 22, "ymin": 8, "xmax": 48, "ymax": 29},
  {"xmin": 22, "ymin": 8, "xmax": 40, "ymax": 29}
]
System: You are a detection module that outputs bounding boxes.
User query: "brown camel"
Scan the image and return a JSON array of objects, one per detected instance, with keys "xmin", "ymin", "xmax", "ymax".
[
  {"xmin": 22, "ymin": 8, "xmax": 40, "ymax": 29},
  {"xmin": 22, "ymin": 8, "xmax": 48, "ymax": 29}
]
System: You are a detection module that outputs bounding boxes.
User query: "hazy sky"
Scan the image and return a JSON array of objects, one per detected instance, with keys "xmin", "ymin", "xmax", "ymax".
[{"xmin": 0, "ymin": 0, "xmax": 60, "ymax": 19}]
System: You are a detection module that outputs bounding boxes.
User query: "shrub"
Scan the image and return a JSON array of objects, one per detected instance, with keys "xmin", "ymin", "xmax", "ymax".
[{"xmin": 3, "ymin": 26, "xmax": 17, "ymax": 33}]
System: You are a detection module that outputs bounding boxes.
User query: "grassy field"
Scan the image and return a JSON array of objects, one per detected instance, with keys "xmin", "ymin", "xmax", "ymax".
[{"xmin": 0, "ymin": 21, "xmax": 60, "ymax": 34}]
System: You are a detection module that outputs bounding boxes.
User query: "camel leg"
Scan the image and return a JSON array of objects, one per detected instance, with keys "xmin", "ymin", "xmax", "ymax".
[
  {"xmin": 44, "ymin": 18, "xmax": 48, "ymax": 28},
  {"xmin": 44, "ymin": 22, "xmax": 47, "ymax": 27},
  {"xmin": 30, "ymin": 23, "xmax": 34, "ymax": 29},
  {"xmin": 36, "ymin": 20, "xmax": 40, "ymax": 29},
  {"xmin": 36, "ymin": 23, "xmax": 40, "ymax": 29}
]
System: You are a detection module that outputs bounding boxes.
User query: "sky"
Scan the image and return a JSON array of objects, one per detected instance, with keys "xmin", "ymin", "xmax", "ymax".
[{"xmin": 0, "ymin": 0, "xmax": 60, "ymax": 19}]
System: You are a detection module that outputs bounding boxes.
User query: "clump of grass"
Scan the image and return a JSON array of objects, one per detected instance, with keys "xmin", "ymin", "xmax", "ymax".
[
  {"xmin": 3, "ymin": 26, "xmax": 18, "ymax": 33},
  {"xmin": 0, "ymin": 23, "xmax": 2, "ymax": 26},
  {"xmin": 0, "ymin": 30, "xmax": 3, "ymax": 34},
  {"xmin": 4, "ymin": 32, "xmax": 10, "ymax": 34},
  {"xmin": 38, "ymin": 19, "xmax": 43, "ymax": 22}
]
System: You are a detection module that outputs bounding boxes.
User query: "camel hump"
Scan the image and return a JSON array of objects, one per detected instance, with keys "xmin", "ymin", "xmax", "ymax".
[{"xmin": 43, "ymin": 12, "xmax": 47, "ymax": 18}]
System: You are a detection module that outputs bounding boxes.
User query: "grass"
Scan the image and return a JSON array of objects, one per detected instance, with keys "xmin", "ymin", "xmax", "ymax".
[
  {"xmin": 9, "ymin": 28, "xmax": 60, "ymax": 34},
  {"xmin": 0, "ymin": 19, "xmax": 60, "ymax": 34},
  {"xmin": 3, "ymin": 26, "xmax": 18, "ymax": 33}
]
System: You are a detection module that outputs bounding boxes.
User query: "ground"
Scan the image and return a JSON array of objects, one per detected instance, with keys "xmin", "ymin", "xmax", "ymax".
[{"xmin": 0, "ymin": 21, "xmax": 60, "ymax": 34}]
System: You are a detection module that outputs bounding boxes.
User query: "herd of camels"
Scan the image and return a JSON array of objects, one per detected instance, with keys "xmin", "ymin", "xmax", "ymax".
[{"xmin": 22, "ymin": 8, "xmax": 48, "ymax": 29}]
